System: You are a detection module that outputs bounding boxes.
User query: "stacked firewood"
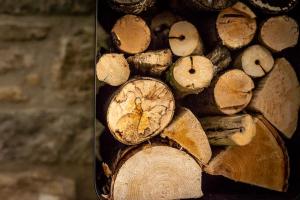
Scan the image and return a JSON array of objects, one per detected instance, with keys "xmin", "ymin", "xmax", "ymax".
[{"xmin": 96, "ymin": 0, "xmax": 300, "ymax": 199}]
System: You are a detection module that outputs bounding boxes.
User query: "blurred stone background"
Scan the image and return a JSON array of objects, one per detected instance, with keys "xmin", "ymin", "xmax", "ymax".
[{"xmin": 0, "ymin": 0, "xmax": 96, "ymax": 199}]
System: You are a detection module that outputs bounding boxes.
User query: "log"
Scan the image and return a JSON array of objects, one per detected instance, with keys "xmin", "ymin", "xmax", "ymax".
[
  {"xmin": 248, "ymin": 58, "xmax": 300, "ymax": 138},
  {"xmin": 234, "ymin": 44, "xmax": 274, "ymax": 78},
  {"xmin": 184, "ymin": 69, "xmax": 254, "ymax": 115},
  {"xmin": 169, "ymin": 0, "xmax": 238, "ymax": 12},
  {"xmin": 111, "ymin": 15, "xmax": 151, "ymax": 54},
  {"xmin": 259, "ymin": 16, "xmax": 299, "ymax": 52},
  {"xmin": 106, "ymin": 77, "xmax": 175, "ymax": 145},
  {"xmin": 111, "ymin": 145, "xmax": 203, "ymax": 200},
  {"xmin": 96, "ymin": 53, "xmax": 130, "ymax": 86},
  {"xmin": 249, "ymin": 0, "xmax": 298, "ymax": 14},
  {"xmin": 161, "ymin": 107, "xmax": 212, "ymax": 164},
  {"xmin": 150, "ymin": 11, "xmax": 179, "ymax": 49},
  {"xmin": 216, "ymin": 2, "xmax": 257, "ymax": 49},
  {"xmin": 167, "ymin": 55, "xmax": 214, "ymax": 97},
  {"xmin": 205, "ymin": 116, "xmax": 289, "ymax": 192},
  {"xmin": 199, "ymin": 114, "xmax": 256, "ymax": 146},
  {"xmin": 206, "ymin": 45, "xmax": 232, "ymax": 76},
  {"xmin": 168, "ymin": 21, "xmax": 204, "ymax": 56},
  {"xmin": 107, "ymin": 0, "xmax": 155, "ymax": 14},
  {"xmin": 127, "ymin": 49, "xmax": 172, "ymax": 76}
]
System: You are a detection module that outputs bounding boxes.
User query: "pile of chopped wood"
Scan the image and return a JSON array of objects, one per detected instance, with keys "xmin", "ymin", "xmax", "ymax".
[{"xmin": 96, "ymin": 0, "xmax": 300, "ymax": 199}]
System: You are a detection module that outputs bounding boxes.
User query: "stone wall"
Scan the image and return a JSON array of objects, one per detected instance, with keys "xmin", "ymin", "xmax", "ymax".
[{"xmin": 0, "ymin": 1, "xmax": 96, "ymax": 199}]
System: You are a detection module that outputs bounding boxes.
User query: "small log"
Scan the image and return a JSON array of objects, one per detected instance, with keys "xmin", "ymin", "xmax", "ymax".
[
  {"xmin": 111, "ymin": 145, "xmax": 203, "ymax": 200},
  {"xmin": 111, "ymin": 15, "xmax": 151, "ymax": 54},
  {"xmin": 107, "ymin": 0, "xmax": 155, "ymax": 14},
  {"xmin": 96, "ymin": 53, "xmax": 130, "ymax": 86},
  {"xmin": 248, "ymin": 58, "xmax": 300, "ymax": 138},
  {"xmin": 206, "ymin": 45, "xmax": 232, "ymax": 76},
  {"xmin": 249, "ymin": 0, "xmax": 298, "ymax": 14},
  {"xmin": 161, "ymin": 107, "xmax": 212, "ymax": 164},
  {"xmin": 106, "ymin": 77, "xmax": 175, "ymax": 145},
  {"xmin": 167, "ymin": 55, "xmax": 214, "ymax": 97},
  {"xmin": 168, "ymin": 21, "xmax": 204, "ymax": 56},
  {"xmin": 234, "ymin": 45, "xmax": 274, "ymax": 78},
  {"xmin": 259, "ymin": 16, "xmax": 299, "ymax": 52},
  {"xmin": 150, "ymin": 11, "xmax": 179, "ymax": 49},
  {"xmin": 127, "ymin": 49, "xmax": 172, "ymax": 76},
  {"xmin": 199, "ymin": 114, "xmax": 256, "ymax": 146},
  {"xmin": 205, "ymin": 116, "xmax": 289, "ymax": 192},
  {"xmin": 184, "ymin": 69, "xmax": 254, "ymax": 115},
  {"xmin": 216, "ymin": 2, "xmax": 257, "ymax": 49}
]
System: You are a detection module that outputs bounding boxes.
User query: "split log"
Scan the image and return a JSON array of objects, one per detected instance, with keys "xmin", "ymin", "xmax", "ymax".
[
  {"xmin": 259, "ymin": 16, "xmax": 299, "ymax": 52},
  {"xmin": 216, "ymin": 2, "xmax": 257, "ymax": 49},
  {"xmin": 107, "ymin": 0, "xmax": 155, "ymax": 14},
  {"xmin": 106, "ymin": 77, "xmax": 175, "ymax": 145},
  {"xmin": 206, "ymin": 45, "xmax": 232, "ymax": 76},
  {"xmin": 168, "ymin": 21, "xmax": 204, "ymax": 56},
  {"xmin": 249, "ymin": 0, "xmax": 298, "ymax": 14},
  {"xmin": 111, "ymin": 145, "xmax": 203, "ymax": 200},
  {"xmin": 96, "ymin": 53, "xmax": 130, "ymax": 86},
  {"xmin": 150, "ymin": 11, "xmax": 179, "ymax": 49},
  {"xmin": 167, "ymin": 55, "xmax": 214, "ymax": 97},
  {"xmin": 184, "ymin": 69, "xmax": 254, "ymax": 115},
  {"xmin": 161, "ymin": 107, "xmax": 212, "ymax": 164},
  {"xmin": 205, "ymin": 116, "xmax": 289, "ymax": 192},
  {"xmin": 248, "ymin": 58, "xmax": 300, "ymax": 138},
  {"xmin": 111, "ymin": 15, "xmax": 151, "ymax": 54},
  {"xmin": 234, "ymin": 45, "xmax": 274, "ymax": 78},
  {"xmin": 199, "ymin": 114, "xmax": 256, "ymax": 146},
  {"xmin": 127, "ymin": 49, "xmax": 172, "ymax": 76}
]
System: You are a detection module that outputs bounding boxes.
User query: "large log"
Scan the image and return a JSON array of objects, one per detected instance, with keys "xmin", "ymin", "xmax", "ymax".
[
  {"xmin": 248, "ymin": 58, "xmax": 300, "ymax": 138},
  {"xmin": 111, "ymin": 145, "xmax": 203, "ymax": 200},
  {"xmin": 106, "ymin": 77, "xmax": 175, "ymax": 145},
  {"xmin": 161, "ymin": 107, "xmax": 212, "ymax": 164},
  {"xmin": 111, "ymin": 15, "xmax": 151, "ymax": 54},
  {"xmin": 107, "ymin": 0, "xmax": 155, "ymax": 14},
  {"xmin": 259, "ymin": 16, "xmax": 299, "ymax": 52},
  {"xmin": 216, "ymin": 2, "xmax": 257, "ymax": 49},
  {"xmin": 205, "ymin": 116, "xmax": 289, "ymax": 192},
  {"xmin": 184, "ymin": 69, "xmax": 254, "ymax": 115},
  {"xmin": 249, "ymin": 0, "xmax": 298, "ymax": 14},
  {"xmin": 200, "ymin": 114, "xmax": 256, "ymax": 146}
]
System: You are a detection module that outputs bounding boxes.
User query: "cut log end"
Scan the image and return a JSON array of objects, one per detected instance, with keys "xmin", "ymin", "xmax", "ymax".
[
  {"xmin": 112, "ymin": 15, "xmax": 151, "ymax": 54},
  {"xmin": 214, "ymin": 69, "xmax": 254, "ymax": 115},
  {"xmin": 169, "ymin": 21, "xmax": 204, "ymax": 56},
  {"xmin": 205, "ymin": 116, "xmax": 289, "ymax": 192},
  {"xmin": 127, "ymin": 49, "xmax": 172, "ymax": 76},
  {"xmin": 200, "ymin": 114, "xmax": 256, "ymax": 146},
  {"xmin": 260, "ymin": 15, "xmax": 299, "ymax": 52},
  {"xmin": 234, "ymin": 45, "xmax": 274, "ymax": 78},
  {"xmin": 168, "ymin": 56, "xmax": 214, "ymax": 97},
  {"xmin": 249, "ymin": 58, "xmax": 299, "ymax": 138},
  {"xmin": 96, "ymin": 53, "xmax": 130, "ymax": 86},
  {"xmin": 161, "ymin": 107, "xmax": 212, "ymax": 164},
  {"xmin": 216, "ymin": 2, "xmax": 257, "ymax": 49},
  {"xmin": 107, "ymin": 77, "xmax": 175, "ymax": 145}
]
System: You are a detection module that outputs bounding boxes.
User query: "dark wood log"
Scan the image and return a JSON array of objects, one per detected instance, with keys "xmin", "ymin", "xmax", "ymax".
[
  {"xmin": 107, "ymin": 0, "xmax": 155, "ymax": 14},
  {"xmin": 249, "ymin": 0, "xmax": 298, "ymax": 14}
]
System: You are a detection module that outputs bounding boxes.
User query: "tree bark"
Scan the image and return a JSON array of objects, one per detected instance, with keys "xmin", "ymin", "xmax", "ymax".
[
  {"xmin": 205, "ymin": 116, "xmax": 289, "ymax": 192},
  {"xmin": 259, "ymin": 15, "xmax": 299, "ymax": 52},
  {"xmin": 206, "ymin": 45, "xmax": 232, "ymax": 76},
  {"xmin": 161, "ymin": 107, "xmax": 212, "ymax": 164},
  {"xmin": 111, "ymin": 14, "xmax": 151, "ymax": 54},
  {"xmin": 127, "ymin": 49, "xmax": 172, "ymax": 76},
  {"xmin": 249, "ymin": 0, "xmax": 298, "ymax": 14},
  {"xmin": 248, "ymin": 58, "xmax": 300, "ymax": 138},
  {"xmin": 216, "ymin": 2, "xmax": 257, "ymax": 49},
  {"xmin": 96, "ymin": 53, "xmax": 130, "ymax": 86},
  {"xmin": 167, "ymin": 55, "xmax": 214, "ymax": 98},
  {"xmin": 106, "ymin": 77, "xmax": 175, "ymax": 145},
  {"xmin": 234, "ymin": 45, "xmax": 274, "ymax": 78},
  {"xmin": 199, "ymin": 114, "xmax": 256, "ymax": 146},
  {"xmin": 107, "ymin": 0, "xmax": 155, "ymax": 14},
  {"xmin": 111, "ymin": 145, "xmax": 203, "ymax": 200},
  {"xmin": 184, "ymin": 69, "xmax": 254, "ymax": 115},
  {"xmin": 169, "ymin": 0, "xmax": 238, "ymax": 11},
  {"xmin": 168, "ymin": 21, "xmax": 204, "ymax": 56}
]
